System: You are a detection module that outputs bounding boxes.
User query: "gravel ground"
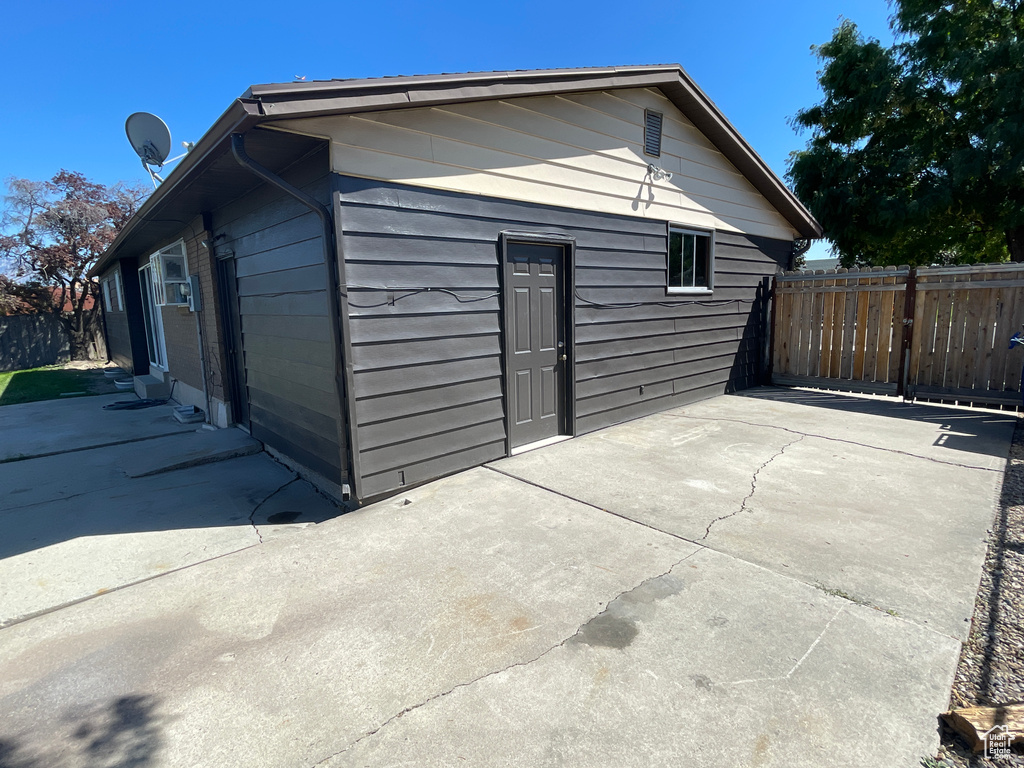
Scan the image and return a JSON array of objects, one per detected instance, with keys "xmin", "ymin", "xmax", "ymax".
[{"xmin": 930, "ymin": 415, "xmax": 1024, "ymax": 767}]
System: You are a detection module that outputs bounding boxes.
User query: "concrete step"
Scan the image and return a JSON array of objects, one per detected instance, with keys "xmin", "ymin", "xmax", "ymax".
[
  {"xmin": 134, "ymin": 374, "xmax": 169, "ymax": 399},
  {"xmin": 118, "ymin": 427, "xmax": 262, "ymax": 478}
]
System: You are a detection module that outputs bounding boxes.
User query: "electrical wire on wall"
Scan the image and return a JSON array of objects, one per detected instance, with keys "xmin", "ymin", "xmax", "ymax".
[
  {"xmin": 573, "ymin": 292, "xmax": 758, "ymax": 310},
  {"xmin": 340, "ymin": 283, "xmax": 760, "ymax": 311},
  {"xmin": 346, "ymin": 285, "xmax": 500, "ymax": 309}
]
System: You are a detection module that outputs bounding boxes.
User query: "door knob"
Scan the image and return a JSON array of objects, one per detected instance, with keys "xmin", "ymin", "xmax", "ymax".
[{"xmin": 560, "ymin": 354, "xmax": 567, "ymax": 361}]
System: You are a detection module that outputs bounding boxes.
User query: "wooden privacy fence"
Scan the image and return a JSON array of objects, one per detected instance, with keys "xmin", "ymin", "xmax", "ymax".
[{"xmin": 771, "ymin": 262, "xmax": 1024, "ymax": 408}]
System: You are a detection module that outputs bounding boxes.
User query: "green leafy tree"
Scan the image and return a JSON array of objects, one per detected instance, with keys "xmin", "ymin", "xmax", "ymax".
[
  {"xmin": 0, "ymin": 171, "xmax": 148, "ymax": 356},
  {"xmin": 789, "ymin": 1, "xmax": 1024, "ymax": 267}
]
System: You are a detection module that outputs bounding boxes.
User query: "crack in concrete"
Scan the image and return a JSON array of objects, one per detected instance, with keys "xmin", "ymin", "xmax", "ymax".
[
  {"xmin": 311, "ymin": 548, "xmax": 702, "ymax": 766},
  {"xmin": 1, "ymin": 487, "xmax": 102, "ymax": 513},
  {"xmin": 484, "ymin": 465, "xmax": 694, "ymax": 545},
  {"xmin": 663, "ymin": 412, "xmax": 1002, "ymax": 472},
  {"xmin": 699, "ymin": 435, "xmax": 805, "ymax": 541},
  {"xmin": 248, "ymin": 476, "xmax": 299, "ymax": 544}
]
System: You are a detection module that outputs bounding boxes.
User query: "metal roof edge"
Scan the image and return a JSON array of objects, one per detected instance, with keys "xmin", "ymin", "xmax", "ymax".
[
  {"xmin": 658, "ymin": 72, "xmax": 823, "ymax": 240},
  {"xmin": 246, "ymin": 65, "xmax": 685, "ymax": 98}
]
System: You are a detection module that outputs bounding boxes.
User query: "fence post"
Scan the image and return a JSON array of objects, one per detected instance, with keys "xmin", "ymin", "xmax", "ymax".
[
  {"xmin": 897, "ymin": 267, "xmax": 917, "ymax": 401},
  {"xmin": 766, "ymin": 273, "xmax": 778, "ymax": 385}
]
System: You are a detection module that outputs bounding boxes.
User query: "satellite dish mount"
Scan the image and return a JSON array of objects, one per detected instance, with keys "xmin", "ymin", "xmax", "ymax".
[{"xmin": 125, "ymin": 112, "xmax": 189, "ymax": 188}]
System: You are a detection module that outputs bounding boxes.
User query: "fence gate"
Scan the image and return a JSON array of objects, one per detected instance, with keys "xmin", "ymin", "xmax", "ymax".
[{"xmin": 771, "ymin": 263, "xmax": 1024, "ymax": 408}]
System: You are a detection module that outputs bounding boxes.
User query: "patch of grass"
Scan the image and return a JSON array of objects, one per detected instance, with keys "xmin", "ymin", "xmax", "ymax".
[{"xmin": 0, "ymin": 365, "xmax": 114, "ymax": 406}]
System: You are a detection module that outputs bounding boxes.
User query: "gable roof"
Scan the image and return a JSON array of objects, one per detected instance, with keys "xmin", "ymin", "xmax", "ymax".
[{"xmin": 93, "ymin": 65, "xmax": 820, "ymax": 276}]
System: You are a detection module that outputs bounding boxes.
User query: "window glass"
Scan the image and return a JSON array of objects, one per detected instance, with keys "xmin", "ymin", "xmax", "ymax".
[
  {"xmin": 682, "ymin": 234, "xmax": 696, "ymax": 286},
  {"xmin": 149, "ymin": 241, "xmax": 189, "ymax": 306},
  {"xmin": 102, "ymin": 279, "xmax": 114, "ymax": 312},
  {"xmin": 163, "ymin": 255, "xmax": 186, "ymax": 281},
  {"xmin": 668, "ymin": 230, "xmax": 683, "ymax": 286},
  {"xmin": 114, "ymin": 271, "xmax": 124, "ymax": 311},
  {"xmin": 694, "ymin": 235, "xmax": 709, "ymax": 287},
  {"xmin": 668, "ymin": 228, "xmax": 712, "ymax": 291}
]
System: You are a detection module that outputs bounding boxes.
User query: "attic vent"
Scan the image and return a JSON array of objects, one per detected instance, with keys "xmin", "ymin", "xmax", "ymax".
[{"xmin": 644, "ymin": 110, "xmax": 663, "ymax": 157}]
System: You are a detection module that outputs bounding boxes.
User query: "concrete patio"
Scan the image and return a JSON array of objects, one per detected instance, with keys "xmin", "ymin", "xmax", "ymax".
[
  {"xmin": 0, "ymin": 393, "xmax": 342, "ymax": 627},
  {"xmin": 0, "ymin": 387, "xmax": 1014, "ymax": 767}
]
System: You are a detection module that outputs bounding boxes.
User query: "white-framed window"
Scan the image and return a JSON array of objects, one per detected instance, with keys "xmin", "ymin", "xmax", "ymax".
[
  {"xmin": 114, "ymin": 271, "xmax": 124, "ymax": 311},
  {"xmin": 100, "ymin": 274, "xmax": 124, "ymax": 312},
  {"xmin": 150, "ymin": 240, "xmax": 189, "ymax": 306},
  {"xmin": 668, "ymin": 226, "xmax": 714, "ymax": 294},
  {"xmin": 101, "ymin": 278, "xmax": 115, "ymax": 312}
]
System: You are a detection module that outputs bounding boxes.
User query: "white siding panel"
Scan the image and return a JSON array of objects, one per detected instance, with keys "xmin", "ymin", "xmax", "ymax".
[
  {"xmin": 366, "ymin": 105, "xmax": 774, "ymax": 214},
  {"xmin": 454, "ymin": 101, "xmax": 769, "ymax": 210},
  {"xmin": 333, "ymin": 144, "xmax": 722, "ymax": 231},
  {"xmin": 274, "ymin": 88, "xmax": 798, "ymax": 240},
  {"xmin": 580, "ymin": 89, "xmax": 720, "ymax": 147}
]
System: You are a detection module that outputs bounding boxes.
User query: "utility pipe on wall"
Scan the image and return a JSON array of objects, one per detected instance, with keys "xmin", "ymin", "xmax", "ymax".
[
  {"xmin": 229, "ymin": 132, "xmax": 355, "ymax": 501},
  {"xmin": 194, "ymin": 305, "xmax": 213, "ymax": 424}
]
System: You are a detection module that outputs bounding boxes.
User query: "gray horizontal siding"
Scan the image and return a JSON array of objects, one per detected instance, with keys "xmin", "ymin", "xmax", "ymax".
[
  {"xmin": 354, "ymin": 354, "xmax": 502, "ymax": 397},
  {"xmin": 102, "ymin": 308, "xmax": 133, "ymax": 374},
  {"xmin": 572, "ymin": 228, "xmax": 779, "ymax": 428},
  {"xmin": 99, "ymin": 264, "xmax": 136, "ymax": 374},
  {"xmin": 211, "ymin": 146, "xmax": 344, "ymax": 481},
  {"xmin": 338, "ymin": 175, "xmax": 790, "ymax": 501}
]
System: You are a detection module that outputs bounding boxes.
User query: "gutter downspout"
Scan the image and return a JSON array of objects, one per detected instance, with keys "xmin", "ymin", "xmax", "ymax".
[{"xmin": 230, "ymin": 132, "xmax": 357, "ymax": 502}]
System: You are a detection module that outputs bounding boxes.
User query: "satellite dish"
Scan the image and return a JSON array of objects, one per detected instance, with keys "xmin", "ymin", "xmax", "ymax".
[{"xmin": 125, "ymin": 112, "xmax": 172, "ymax": 168}]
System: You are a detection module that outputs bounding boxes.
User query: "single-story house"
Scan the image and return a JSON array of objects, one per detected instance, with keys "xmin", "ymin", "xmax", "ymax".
[{"xmin": 91, "ymin": 65, "xmax": 821, "ymax": 504}]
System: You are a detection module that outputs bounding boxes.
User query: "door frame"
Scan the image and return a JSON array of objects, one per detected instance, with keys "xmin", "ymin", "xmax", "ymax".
[
  {"xmin": 138, "ymin": 261, "xmax": 168, "ymax": 371},
  {"xmin": 497, "ymin": 230, "xmax": 577, "ymax": 457},
  {"xmin": 214, "ymin": 254, "xmax": 250, "ymax": 429}
]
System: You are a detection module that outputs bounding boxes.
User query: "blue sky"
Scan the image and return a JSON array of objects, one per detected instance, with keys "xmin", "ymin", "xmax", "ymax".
[{"xmin": 1, "ymin": 1, "xmax": 896, "ymax": 258}]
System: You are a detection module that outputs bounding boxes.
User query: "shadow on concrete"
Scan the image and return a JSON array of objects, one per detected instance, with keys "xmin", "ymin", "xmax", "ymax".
[
  {"xmin": 0, "ymin": 459, "xmax": 341, "ymax": 562},
  {"xmin": 0, "ymin": 393, "xmax": 194, "ymax": 464},
  {"xmin": 936, "ymin": 423, "xmax": 1024, "ymax": 764},
  {"xmin": 739, "ymin": 386, "xmax": 1017, "ymax": 459},
  {"xmin": 0, "ymin": 694, "xmax": 162, "ymax": 768}
]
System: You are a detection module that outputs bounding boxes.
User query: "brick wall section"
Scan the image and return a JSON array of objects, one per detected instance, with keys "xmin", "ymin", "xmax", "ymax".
[
  {"xmin": 157, "ymin": 217, "xmax": 230, "ymax": 402},
  {"xmin": 161, "ymin": 303, "xmax": 201, "ymax": 390}
]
